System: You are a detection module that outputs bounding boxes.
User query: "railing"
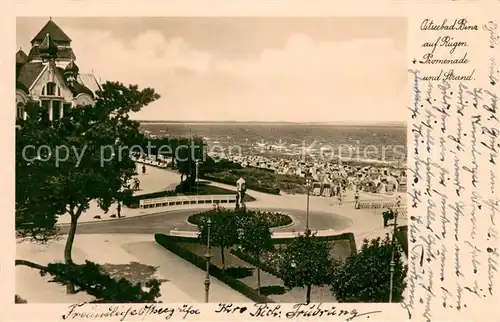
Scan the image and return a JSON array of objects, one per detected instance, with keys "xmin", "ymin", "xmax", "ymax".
[
  {"xmin": 133, "ymin": 157, "xmax": 170, "ymax": 169},
  {"xmin": 357, "ymin": 199, "xmax": 406, "ymax": 210},
  {"xmin": 140, "ymin": 194, "xmax": 237, "ymax": 209}
]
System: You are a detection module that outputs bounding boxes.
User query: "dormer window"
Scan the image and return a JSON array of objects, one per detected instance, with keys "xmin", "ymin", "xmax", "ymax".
[{"xmin": 42, "ymin": 82, "xmax": 60, "ymax": 96}]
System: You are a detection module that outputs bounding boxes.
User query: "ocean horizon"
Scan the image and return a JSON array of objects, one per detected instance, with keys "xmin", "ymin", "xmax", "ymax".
[{"xmin": 140, "ymin": 122, "xmax": 407, "ymax": 162}]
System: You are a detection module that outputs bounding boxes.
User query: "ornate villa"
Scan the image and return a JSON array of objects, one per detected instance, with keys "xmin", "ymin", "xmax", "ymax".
[{"xmin": 16, "ymin": 18, "xmax": 101, "ymax": 120}]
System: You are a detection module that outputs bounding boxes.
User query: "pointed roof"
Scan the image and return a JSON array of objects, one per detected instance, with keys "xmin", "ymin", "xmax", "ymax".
[
  {"xmin": 16, "ymin": 48, "xmax": 29, "ymax": 64},
  {"xmin": 39, "ymin": 33, "xmax": 58, "ymax": 57},
  {"xmin": 64, "ymin": 57, "xmax": 79, "ymax": 73},
  {"xmin": 31, "ymin": 19, "xmax": 71, "ymax": 44}
]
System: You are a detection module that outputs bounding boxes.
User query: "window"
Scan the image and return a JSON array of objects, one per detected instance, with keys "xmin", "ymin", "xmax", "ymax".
[
  {"xmin": 52, "ymin": 101, "xmax": 61, "ymax": 120},
  {"xmin": 16, "ymin": 102, "xmax": 24, "ymax": 120},
  {"xmin": 41, "ymin": 100, "xmax": 50, "ymax": 120},
  {"xmin": 63, "ymin": 103, "xmax": 71, "ymax": 117},
  {"xmin": 46, "ymin": 82, "xmax": 56, "ymax": 95}
]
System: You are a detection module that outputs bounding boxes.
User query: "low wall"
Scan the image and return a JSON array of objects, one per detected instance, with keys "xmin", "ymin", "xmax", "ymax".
[{"xmin": 140, "ymin": 194, "xmax": 237, "ymax": 209}]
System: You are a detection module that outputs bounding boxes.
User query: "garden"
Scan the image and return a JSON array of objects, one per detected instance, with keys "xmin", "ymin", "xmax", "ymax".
[
  {"xmin": 155, "ymin": 207, "xmax": 407, "ymax": 304},
  {"xmin": 187, "ymin": 208, "xmax": 293, "ymax": 229},
  {"xmin": 200, "ymin": 167, "xmax": 306, "ymax": 195}
]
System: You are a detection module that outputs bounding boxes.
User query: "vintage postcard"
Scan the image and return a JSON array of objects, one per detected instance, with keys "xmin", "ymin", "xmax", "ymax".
[{"xmin": 0, "ymin": 1, "xmax": 499, "ymax": 321}]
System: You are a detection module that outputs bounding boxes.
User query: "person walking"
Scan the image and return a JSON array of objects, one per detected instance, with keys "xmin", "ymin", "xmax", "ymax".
[
  {"xmin": 354, "ymin": 189, "xmax": 360, "ymax": 209},
  {"xmin": 142, "ymin": 164, "xmax": 146, "ymax": 175}
]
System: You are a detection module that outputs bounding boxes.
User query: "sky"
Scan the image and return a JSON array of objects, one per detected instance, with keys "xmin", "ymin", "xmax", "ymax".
[{"xmin": 17, "ymin": 17, "xmax": 407, "ymax": 123}]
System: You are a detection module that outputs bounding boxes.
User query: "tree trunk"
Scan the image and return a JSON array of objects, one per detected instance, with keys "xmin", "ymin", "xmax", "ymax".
[
  {"xmin": 306, "ymin": 284, "xmax": 312, "ymax": 304},
  {"xmin": 64, "ymin": 213, "xmax": 78, "ymax": 294},
  {"xmin": 220, "ymin": 246, "xmax": 226, "ymax": 271},
  {"xmin": 256, "ymin": 251, "xmax": 261, "ymax": 294},
  {"xmin": 117, "ymin": 202, "xmax": 121, "ymax": 218}
]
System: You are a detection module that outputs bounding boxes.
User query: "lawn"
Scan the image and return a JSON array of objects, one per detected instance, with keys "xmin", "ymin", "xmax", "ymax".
[{"xmin": 202, "ymin": 167, "xmax": 306, "ymax": 195}]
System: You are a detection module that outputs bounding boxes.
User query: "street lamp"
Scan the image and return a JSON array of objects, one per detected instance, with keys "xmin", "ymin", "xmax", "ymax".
[
  {"xmin": 388, "ymin": 208, "xmax": 399, "ymax": 303},
  {"xmin": 195, "ymin": 159, "xmax": 200, "ymax": 196},
  {"xmin": 305, "ymin": 176, "xmax": 312, "ymax": 235},
  {"xmin": 204, "ymin": 217, "xmax": 212, "ymax": 303}
]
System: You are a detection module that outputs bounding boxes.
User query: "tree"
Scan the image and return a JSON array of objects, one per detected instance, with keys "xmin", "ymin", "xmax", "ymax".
[
  {"xmin": 16, "ymin": 81, "xmax": 160, "ymax": 295},
  {"xmin": 278, "ymin": 232, "xmax": 333, "ymax": 304},
  {"xmin": 15, "ymin": 260, "xmax": 161, "ymax": 302},
  {"xmin": 197, "ymin": 207, "xmax": 240, "ymax": 270},
  {"xmin": 238, "ymin": 214, "xmax": 274, "ymax": 293},
  {"xmin": 175, "ymin": 137, "xmax": 205, "ymax": 193},
  {"xmin": 329, "ymin": 234, "xmax": 407, "ymax": 302}
]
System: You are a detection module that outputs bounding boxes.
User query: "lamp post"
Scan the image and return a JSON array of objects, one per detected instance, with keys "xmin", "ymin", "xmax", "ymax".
[
  {"xmin": 388, "ymin": 208, "xmax": 398, "ymax": 303},
  {"xmin": 204, "ymin": 217, "xmax": 212, "ymax": 303},
  {"xmin": 305, "ymin": 176, "xmax": 312, "ymax": 235},
  {"xmin": 195, "ymin": 159, "xmax": 200, "ymax": 196}
]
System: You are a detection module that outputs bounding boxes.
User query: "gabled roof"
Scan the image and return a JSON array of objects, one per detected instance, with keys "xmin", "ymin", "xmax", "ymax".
[
  {"xmin": 31, "ymin": 19, "xmax": 71, "ymax": 44},
  {"xmin": 77, "ymin": 73, "xmax": 102, "ymax": 95},
  {"xmin": 16, "ymin": 62, "xmax": 45, "ymax": 90},
  {"xmin": 16, "ymin": 49, "xmax": 29, "ymax": 64}
]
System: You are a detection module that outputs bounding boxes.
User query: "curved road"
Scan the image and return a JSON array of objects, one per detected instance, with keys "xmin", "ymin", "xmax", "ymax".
[{"xmin": 60, "ymin": 208, "xmax": 353, "ymax": 235}]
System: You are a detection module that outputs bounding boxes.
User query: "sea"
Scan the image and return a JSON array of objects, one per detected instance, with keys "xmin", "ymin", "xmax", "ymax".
[{"xmin": 140, "ymin": 122, "xmax": 407, "ymax": 164}]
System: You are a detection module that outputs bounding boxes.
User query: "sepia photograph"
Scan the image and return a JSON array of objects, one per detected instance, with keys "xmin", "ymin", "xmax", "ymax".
[{"xmin": 15, "ymin": 16, "xmax": 409, "ymax": 305}]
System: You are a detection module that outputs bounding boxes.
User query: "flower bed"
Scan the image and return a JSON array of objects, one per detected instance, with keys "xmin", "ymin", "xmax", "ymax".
[{"xmin": 187, "ymin": 208, "xmax": 293, "ymax": 228}]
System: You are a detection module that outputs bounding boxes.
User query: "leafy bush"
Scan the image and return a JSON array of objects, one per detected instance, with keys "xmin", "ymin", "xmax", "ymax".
[
  {"xmin": 395, "ymin": 226, "xmax": 408, "ymax": 256},
  {"xmin": 14, "ymin": 260, "xmax": 162, "ymax": 303},
  {"xmin": 329, "ymin": 234, "xmax": 407, "ymax": 303}
]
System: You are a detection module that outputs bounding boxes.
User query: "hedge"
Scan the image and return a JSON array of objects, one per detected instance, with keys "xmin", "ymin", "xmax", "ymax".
[
  {"xmin": 200, "ymin": 175, "xmax": 280, "ymax": 195},
  {"xmin": 395, "ymin": 226, "xmax": 408, "ymax": 256},
  {"xmin": 154, "ymin": 234, "xmax": 274, "ymax": 303}
]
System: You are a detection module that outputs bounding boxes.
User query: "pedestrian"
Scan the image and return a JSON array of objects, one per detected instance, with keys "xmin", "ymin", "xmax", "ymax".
[
  {"xmin": 354, "ymin": 189, "xmax": 360, "ymax": 209},
  {"xmin": 142, "ymin": 164, "xmax": 146, "ymax": 175}
]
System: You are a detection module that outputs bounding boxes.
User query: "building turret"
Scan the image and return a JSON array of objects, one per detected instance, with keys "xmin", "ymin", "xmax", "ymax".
[
  {"xmin": 38, "ymin": 33, "xmax": 58, "ymax": 61},
  {"xmin": 64, "ymin": 57, "xmax": 79, "ymax": 86}
]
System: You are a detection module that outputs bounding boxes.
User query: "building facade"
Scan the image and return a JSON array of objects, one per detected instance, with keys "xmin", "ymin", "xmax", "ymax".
[{"xmin": 16, "ymin": 18, "xmax": 101, "ymax": 120}]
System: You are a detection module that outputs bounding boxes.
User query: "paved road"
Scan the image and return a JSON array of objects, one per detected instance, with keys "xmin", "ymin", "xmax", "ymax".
[{"xmin": 60, "ymin": 208, "xmax": 353, "ymax": 235}]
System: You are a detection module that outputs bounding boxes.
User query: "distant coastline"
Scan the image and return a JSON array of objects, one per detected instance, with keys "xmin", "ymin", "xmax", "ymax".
[{"xmin": 137, "ymin": 120, "xmax": 407, "ymax": 127}]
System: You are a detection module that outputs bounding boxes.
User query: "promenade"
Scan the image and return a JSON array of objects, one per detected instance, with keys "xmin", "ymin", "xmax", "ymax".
[{"xmin": 18, "ymin": 164, "xmax": 407, "ymax": 302}]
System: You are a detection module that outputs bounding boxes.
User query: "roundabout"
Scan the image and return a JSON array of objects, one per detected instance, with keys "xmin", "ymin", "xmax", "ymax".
[{"xmin": 60, "ymin": 207, "xmax": 353, "ymax": 235}]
